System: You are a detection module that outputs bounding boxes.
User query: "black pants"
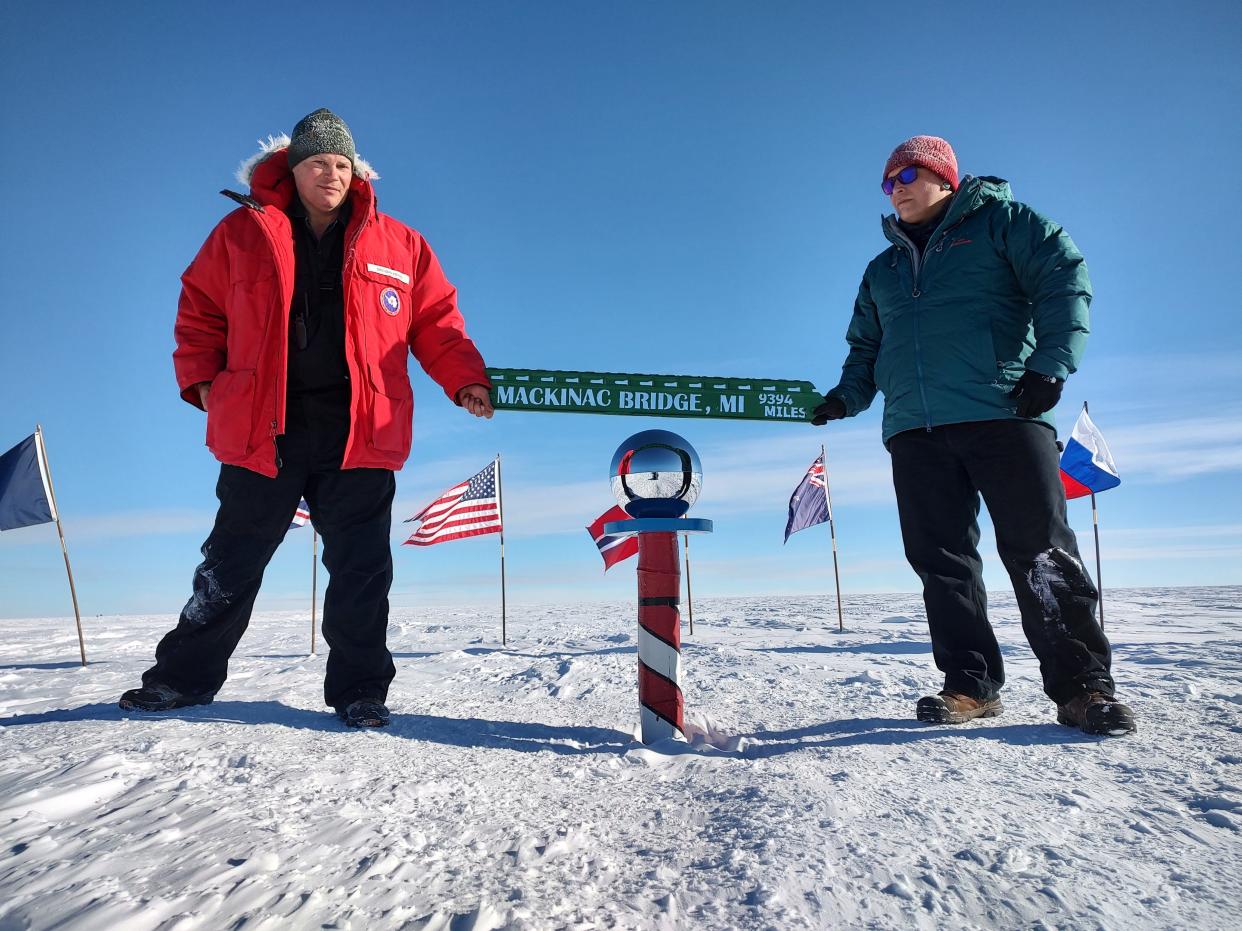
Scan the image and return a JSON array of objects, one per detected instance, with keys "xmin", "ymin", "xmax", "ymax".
[
  {"xmin": 889, "ymin": 419, "xmax": 1114, "ymax": 704},
  {"xmin": 144, "ymin": 389, "xmax": 397, "ymax": 708}
]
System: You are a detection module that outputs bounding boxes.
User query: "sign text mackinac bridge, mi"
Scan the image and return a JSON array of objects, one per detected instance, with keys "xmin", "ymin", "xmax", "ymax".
[{"xmin": 486, "ymin": 369, "xmax": 822, "ymax": 424}]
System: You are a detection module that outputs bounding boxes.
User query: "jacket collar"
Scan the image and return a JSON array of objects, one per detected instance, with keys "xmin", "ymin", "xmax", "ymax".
[
  {"xmin": 233, "ymin": 134, "xmax": 380, "ymax": 220},
  {"xmin": 881, "ymin": 174, "xmax": 1013, "ymax": 247}
]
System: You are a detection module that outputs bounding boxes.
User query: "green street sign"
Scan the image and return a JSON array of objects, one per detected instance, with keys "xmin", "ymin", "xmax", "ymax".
[{"xmin": 486, "ymin": 368, "xmax": 822, "ymax": 423}]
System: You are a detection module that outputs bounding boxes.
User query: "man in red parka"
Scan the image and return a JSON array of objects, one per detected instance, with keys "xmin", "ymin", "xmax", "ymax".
[{"xmin": 120, "ymin": 109, "xmax": 493, "ymax": 727}]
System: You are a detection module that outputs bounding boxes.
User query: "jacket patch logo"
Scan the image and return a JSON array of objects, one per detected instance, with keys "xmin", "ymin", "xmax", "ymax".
[{"xmin": 380, "ymin": 288, "xmax": 401, "ymax": 316}]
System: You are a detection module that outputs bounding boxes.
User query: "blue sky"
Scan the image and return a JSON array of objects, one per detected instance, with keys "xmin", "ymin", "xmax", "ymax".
[{"xmin": 2, "ymin": 1, "xmax": 1239, "ymax": 621}]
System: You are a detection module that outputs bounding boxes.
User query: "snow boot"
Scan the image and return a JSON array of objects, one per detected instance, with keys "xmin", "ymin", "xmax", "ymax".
[
  {"xmin": 336, "ymin": 699, "xmax": 390, "ymax": 728},
  {"xmin": 1056, "ymin": 692, "xmax": 1136, "ymax": 736},
  {"xmin": 118, "ymin": 682, "xmax": 213, "ymax": 712},
  {"xmin": 916, "ymin": 691, "xmax": 1003, "ymax": 724}
]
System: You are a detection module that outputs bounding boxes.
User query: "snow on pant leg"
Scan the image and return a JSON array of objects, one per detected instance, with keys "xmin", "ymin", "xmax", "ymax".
[
  {"xmin": 956, "ymin": 420, "xmax": 1114, "ymax": 704},
  {"xmin": 144, "ymin": 463, "xmax": 307, "ymax": 697},
  {"xmin": 309, "ymin": 467, "xmax": 397, "ymax": 708},
  {"xmin": 889, "ymin": 428, "xmax": 1004, "ymax": 699}
]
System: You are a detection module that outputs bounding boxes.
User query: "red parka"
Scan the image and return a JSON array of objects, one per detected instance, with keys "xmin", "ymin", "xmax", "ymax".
[{"xmin": 173, "ymin": 141, "xmax": 489, "ymax": 477}]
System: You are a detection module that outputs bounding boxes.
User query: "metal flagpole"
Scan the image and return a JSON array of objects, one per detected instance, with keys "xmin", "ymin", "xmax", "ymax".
[
  {"xmin": 1090, "ymin": 491, "xmax": 1103, "ymax": 629},
  {"xmin": 311, "ymin": 529, "xmax": 318, "ymax": 654},
  {"xmin": 1083, "ymin": 401, "xmax": 1105, "ymax": 628},
  {"xmin": 35, "ymin": 425, "xmax": 86, "ymax": 666},
  {"xmin": 495, "ymin": 454, "xmax": 507, "ymax": 645},
  {"xmin": 682, "ymin": 533, "xmax": 694, "ymax": 635},
  {"xmin": 822, "ymin": 444, "xmax": 844, "ymax": 632}
]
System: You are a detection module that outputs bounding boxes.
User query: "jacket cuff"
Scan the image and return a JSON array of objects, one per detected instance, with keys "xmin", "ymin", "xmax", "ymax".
[
  {"xmin": 1024, "ymin": 356, "xmax": 1070, "ymax": 381},
  {"xmin": 177, "ymin": 369, "xmax": 220, "ymax": 409},
  {"xmin": 826, "ymin": 387, "xmax": 856, "ymax": 417}
]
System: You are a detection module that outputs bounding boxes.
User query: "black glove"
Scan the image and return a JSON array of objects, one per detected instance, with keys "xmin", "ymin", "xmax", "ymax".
[
  {"xmin": 1008, "ymin": 371, "xmax": 1063, "ymax": 418},
  {"xmin": 811, "ymin": 394, "xmax": 847, "ymax": 426}
]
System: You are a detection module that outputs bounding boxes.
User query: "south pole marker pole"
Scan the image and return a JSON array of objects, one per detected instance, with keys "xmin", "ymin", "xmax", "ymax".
[
  {"xmin": 637, "ymin": 531, "xmax": 684, "ymax": 742},
  {"xmin": 605, "ymin": 430, "xmax": 712, "ymax": 745}
]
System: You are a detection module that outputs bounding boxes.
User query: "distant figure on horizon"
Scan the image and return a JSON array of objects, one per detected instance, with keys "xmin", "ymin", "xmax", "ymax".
[
  {"xmin": 812, "ymin": 135, "xmax": 1135, "ymax": 736},
  {"xmin": 119, "ymin": 108, "xmax": 493, "ymax": 728}
]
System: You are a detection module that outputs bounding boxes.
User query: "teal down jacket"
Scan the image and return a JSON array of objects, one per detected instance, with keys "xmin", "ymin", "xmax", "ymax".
[{"xmin": 827, "ymin": 175, "xmax": 1091, "ymax": 445}]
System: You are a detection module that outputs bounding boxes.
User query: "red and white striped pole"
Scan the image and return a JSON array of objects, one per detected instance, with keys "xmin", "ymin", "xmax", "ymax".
[
  {"xmin": 606, "ymin": 429, "xmax": 711, "ymax": 745},
  {"xmin": 636, "ymin": 531, "xmax": 683, "ymax": 741}
]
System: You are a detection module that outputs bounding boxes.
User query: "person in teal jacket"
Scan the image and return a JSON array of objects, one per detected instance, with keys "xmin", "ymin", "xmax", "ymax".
[{"xmin": 814, "ymin": 136, "xmax": 1135, "ymax": 736}]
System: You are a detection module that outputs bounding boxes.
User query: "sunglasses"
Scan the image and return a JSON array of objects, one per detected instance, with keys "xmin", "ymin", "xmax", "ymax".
[{"xmin": 881, "ymin": 165, "xmax": 919, "ymax": 195}]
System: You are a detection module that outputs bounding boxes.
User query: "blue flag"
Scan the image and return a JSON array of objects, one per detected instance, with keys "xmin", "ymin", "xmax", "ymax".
[
  {"xmin": 0, "ymin": 434, "xmax": 57, "ymax": 531},
  {"xmin": 784, "ymin": 454, "xmax": 829, "ymax": 542}
]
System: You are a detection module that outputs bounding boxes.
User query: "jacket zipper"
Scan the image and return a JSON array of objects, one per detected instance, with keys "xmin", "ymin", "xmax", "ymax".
[
  {"xmin": 342, "ymin": 204, "xmax": 372, "ymax": 457},
  {"xmin": 888, "ymin": 225, "xmax": 934, "ymax": 431},
  {"xmin": 271, "ymin": 420, "xmax": 282, "ymax": 469},
  {"xmin": 886, "ymin": 211, "xmax": 965, "ymax": 433}
]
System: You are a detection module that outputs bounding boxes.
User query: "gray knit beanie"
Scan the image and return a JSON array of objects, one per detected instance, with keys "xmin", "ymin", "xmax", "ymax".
[{"xmin": 287, "ymin": 108, "xmax": 356, "ymax": 170}]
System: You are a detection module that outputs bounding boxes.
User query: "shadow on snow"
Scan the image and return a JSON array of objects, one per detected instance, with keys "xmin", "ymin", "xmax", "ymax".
[
  {"xmin": 1, "ymin": 701, "xmax": 1097, "ymax": 757},
  {"xmin": 740, "ymin": 715, "xmax": 1098, "ymax": 756},
  {"xmin": 0, "ymin": 701, "xmax": 636, "ymax": 754}
]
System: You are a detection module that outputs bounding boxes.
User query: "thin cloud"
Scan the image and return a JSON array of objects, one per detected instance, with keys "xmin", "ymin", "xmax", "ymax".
[
  {"xmin": 0, "ymin": 508, "xmax": 213, "ymax": 548},
  {"xmin": 1104, "ymin": 412, "xmax": 1242, "ymax": 481},
  {"xmin": 1101, "ymin": 523, "xmax": 1242, "ymax": 541}
]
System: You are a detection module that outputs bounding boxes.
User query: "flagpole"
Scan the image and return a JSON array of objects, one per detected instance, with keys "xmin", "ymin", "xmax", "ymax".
[
  {"xmin": 682, "ymin": 533, "xmax": 694, "ymax": 635},
  {"xmin": 1083, "ymin": 401, "xmax": 1105, "ymax": 628},
  {"xmin": 1090, "ymin": 491, "xmax": 1103, "ymax": 628},
  {"xmin": 35, "ymin": 425, "xmax": 86, "ymax": 666},
  {"xmin": 822, "ymin": 444, "xmax": 844, "ymax": 633},
  {"xmin": 495, "ymin": 453, "xmax": 507, "ymax": 646},
  {"xmin": 311, "ymin": 529, "xmax": 318, "ymax": 654}
]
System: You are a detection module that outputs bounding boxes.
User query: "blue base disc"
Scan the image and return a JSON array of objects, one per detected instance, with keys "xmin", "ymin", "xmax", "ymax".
[{"xmin": 603, "ymin": 517, "xmax": 713, "ymax": 536}]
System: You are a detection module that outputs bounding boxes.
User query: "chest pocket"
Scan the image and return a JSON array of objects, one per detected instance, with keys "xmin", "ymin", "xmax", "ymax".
[
  {"xmin": 357, "ymin": 262, "xmax": 413, "ymax": 319},
  {"xmin": 871, "ymin": 251, "xmax": 914, "ymax": 328}
]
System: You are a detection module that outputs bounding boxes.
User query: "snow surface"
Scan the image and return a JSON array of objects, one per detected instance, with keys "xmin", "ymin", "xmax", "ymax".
[{"xmin": 1, "ymin": 587, "xmax": 1240, "ymax": 930}]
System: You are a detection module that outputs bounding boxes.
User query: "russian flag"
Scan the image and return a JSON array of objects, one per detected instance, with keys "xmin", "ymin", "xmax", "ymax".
[{"xmin": 1060, "ymin": 409, "xmax": 1120, "ymax": 499}]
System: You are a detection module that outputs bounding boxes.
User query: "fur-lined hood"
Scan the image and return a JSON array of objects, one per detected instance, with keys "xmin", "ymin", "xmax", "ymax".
[{"xmin": 235, "ymin": 134, "xmax": 379, "ymax": 188}]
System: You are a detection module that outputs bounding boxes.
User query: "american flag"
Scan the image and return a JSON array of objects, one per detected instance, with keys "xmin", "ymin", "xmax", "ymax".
[
  {"xmin": 586, "ymin": 505, "xmax": 639, "ymax": 570},
  {"xmin": 784, "ymin": 454, "xmax": 830, "ymax": 542},
  {"xmin": 289, "ymin": 498, "xmax": 311, "ymax": 530},
  {"xmin": 404, "ymin": 461, "xmax": 502, "ymax": 546}
]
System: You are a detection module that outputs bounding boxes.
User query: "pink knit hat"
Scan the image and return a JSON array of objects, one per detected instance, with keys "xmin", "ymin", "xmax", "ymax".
[{"xmin": 883, "ymin": 135, "xmax": 959, "ymax": 191}]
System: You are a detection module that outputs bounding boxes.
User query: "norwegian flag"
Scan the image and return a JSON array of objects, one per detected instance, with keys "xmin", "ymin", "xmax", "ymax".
[
  {"xmin": 586, "ymin": 505, "xmax": 639, "ymax": 570},
  {"xmin": 288, "ymin": 498, "xmax": 311, "ymax": 530},
  {"xmin": 404, "ymin": 461, "xmax": 502, "ymax": 546},
  {"xmin": 784, "ymin": 454, "xmax": 830, "ymax": 542}
]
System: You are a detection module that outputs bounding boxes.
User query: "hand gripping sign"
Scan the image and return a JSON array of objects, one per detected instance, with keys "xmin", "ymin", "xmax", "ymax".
[{"xmin": 605, "ymin": 430, "xmax": 712, "ymax": 743}]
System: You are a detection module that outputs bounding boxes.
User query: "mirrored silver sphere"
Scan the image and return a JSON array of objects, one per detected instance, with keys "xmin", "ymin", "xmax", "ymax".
[{"xmin": 609, "ymin": 429, "xmax": 702, "ymax": 518}]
